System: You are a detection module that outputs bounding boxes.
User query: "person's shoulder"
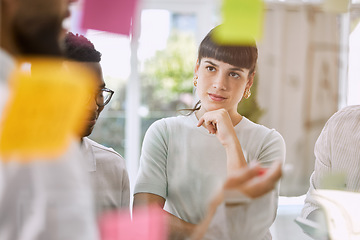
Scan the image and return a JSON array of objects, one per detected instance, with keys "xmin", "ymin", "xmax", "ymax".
[
  {"xmin": 149, "ymin": 114, "xmax": 191, "ymax": 130},
  {"xmin": 241, "ymin": 117, "xmax": 282, "ymax": 137},
  {"xmin": 156, "ymin": 114, "xmax": 189, "ymax": 124},
  {"xmin": 330, "ymin": 105, "xmax": 360, "ymax": 121},
  {"xmin": 84, "ymin": 137, "xmax": 125, "ymax": 164},
  {"xmin": 323, "ymin": 105, "xmax": 360, "ymax": 134},
  {"xmin": 240, "ymin": 118, "xmax": 285, "ymax": 149}
]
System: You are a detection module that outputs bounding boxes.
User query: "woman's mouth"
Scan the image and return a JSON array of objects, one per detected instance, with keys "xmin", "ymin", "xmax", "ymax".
[{"xmin": 208, "ymin": 93, "xmax": 226, "ymax": 102}]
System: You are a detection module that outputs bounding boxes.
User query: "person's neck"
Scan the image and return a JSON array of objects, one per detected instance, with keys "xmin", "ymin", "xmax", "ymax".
[
  {"xmin": 226, "ymin": 110, "xmax": 243, "ymax": 126},
  {"xmin": 231, "ymin": 114, "xmax": 243, "ymax": 126}
]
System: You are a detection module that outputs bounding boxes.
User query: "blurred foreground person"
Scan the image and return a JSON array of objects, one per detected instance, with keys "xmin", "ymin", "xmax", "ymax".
[
  {"xmin": 64, "ymin": 32, "xmax": 130, "ymax": 216},
  {"xmin": 0, "ymin": 0, "xmax": 98, "ymax": 239}
]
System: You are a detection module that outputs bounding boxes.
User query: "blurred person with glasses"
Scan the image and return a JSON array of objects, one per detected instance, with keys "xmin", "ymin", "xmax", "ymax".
[{"xmin": 64, "ymin": 32, "xmax": 130, "ymax": 217}]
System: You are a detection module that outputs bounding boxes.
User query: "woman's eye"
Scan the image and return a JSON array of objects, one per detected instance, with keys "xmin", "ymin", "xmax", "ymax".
[
  {"xmin": 230, "ymin": 72, "xmax": 240, "ymax": 78},
  {"xmin": 206, "ymin": 66, "xmax": 216, "ymax": 72}
]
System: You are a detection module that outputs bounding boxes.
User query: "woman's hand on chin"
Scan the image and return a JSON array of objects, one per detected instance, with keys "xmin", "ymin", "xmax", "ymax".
[{"xmin": 197, "ymin": 109, "xmax": 238, "ymax": 147}]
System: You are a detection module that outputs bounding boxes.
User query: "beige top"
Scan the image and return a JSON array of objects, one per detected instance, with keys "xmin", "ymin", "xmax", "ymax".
[
  {"xmin": 81, "ymin": 137, "xmax": 130, "ymax": 216},
  {"xmin": 302, "ymin": 105, "xmax": 360, "ymax": 219}
]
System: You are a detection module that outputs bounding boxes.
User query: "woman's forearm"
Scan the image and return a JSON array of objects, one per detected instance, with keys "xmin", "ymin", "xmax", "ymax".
[
  {"xmin": 165, "ymin": 211, "xmax": 196, "ymax": 240},
  {"xmin": 224, "ymin": 137, "xmax": 248, "ymax": 172}
]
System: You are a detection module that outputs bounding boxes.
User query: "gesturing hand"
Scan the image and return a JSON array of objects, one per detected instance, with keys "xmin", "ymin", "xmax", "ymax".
[
  {"xmin": 190, "ymin": 161, "xmax": 283, "ymax": 240},
  {"xmin": 224, "ymin": 161, "xmax": 282, "ymax": 199}
]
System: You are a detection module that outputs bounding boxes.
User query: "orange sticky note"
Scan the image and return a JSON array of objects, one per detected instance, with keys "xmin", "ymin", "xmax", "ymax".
[
  {"xmin": 0, "ymin": 58, "xmax": 96, "ymax": 161},
  {"xmin": 213, "ymin": 0, "xmax": 264, "ymax": 45}
]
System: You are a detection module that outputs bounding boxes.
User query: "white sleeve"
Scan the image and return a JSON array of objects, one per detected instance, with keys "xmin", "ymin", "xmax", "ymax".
[
  {"xmin": 302, "ymin": 118, "xmax": 332, "ymax": 219},
  {"xmin": 134, "ymin": 119, "xmax": 168, "ymax": 199},
  {"xmin": 258, "ymin": 130, "xmax": 286, "ymax": 166}
]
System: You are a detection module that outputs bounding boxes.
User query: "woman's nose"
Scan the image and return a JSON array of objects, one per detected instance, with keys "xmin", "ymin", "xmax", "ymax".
[{"xmin": 212, "ymin": 74, "xmax": 227, "ymax": 90}]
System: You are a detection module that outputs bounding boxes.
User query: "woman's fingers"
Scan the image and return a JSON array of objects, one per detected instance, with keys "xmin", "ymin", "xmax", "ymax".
[
  {"xmin": 197, "ymin": 117, "xmax": 217, "ymax": 134},
  {"xmin": 224, "ymin": 164, "xmax": 260, "ymax": 189},
  {"xmin": 197, "ymin": 118, "xmax": 204, "ymax": 127},
  {"xmin": 223, "ymin": 161, "xmax": 282, "ymax": 199},
  {"xmin": 239, "ymin": 161, "xmax": 282, "ymax": 198},
  {"xmin": 264, "ymin": 161, "xmax": 282, "ymax": 182}
]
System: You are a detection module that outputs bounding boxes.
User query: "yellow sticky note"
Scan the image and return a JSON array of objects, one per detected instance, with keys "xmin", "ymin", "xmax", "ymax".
[
  {"xmin": 322, "ymin": 0, "xmax": 350, "ymax": 13},
  {"xmin": 0, "ymin": 58, "xmax": 96, "ymax": 162},
  {"xmin": 213, "ymin": 0, "xmax": 264, "ymax": 45}
]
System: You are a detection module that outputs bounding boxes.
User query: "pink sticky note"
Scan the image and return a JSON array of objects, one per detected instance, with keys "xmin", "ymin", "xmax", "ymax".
[
  {"xmin": 81, "ymin": 0, "xmax": 138, "ymax": 35},
  {"xmin": 99, "ymin": 206, "xmax": 168, "ymax": 240}
]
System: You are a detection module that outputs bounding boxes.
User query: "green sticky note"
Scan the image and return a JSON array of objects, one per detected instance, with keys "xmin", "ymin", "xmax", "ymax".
[
  {"xmin": 322, "ymin": 0, "xmax": 350, "ymax": 13},
  {"xmin": 213, "ymin": 0, "xmax": 264, "ymax": 45},
  {"xmin": 319, "ymin": 172, "xmax": 347, "ymax": 190}
]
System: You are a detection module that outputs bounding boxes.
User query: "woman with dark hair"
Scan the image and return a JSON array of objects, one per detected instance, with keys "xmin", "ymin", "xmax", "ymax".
[{"xmin": 133, "ymin": 26, "xmax": 285, "ymax": 240}]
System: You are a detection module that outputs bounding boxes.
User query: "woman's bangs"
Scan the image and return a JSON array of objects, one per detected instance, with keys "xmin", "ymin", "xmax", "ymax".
[{"xmin": 199, "ymin": 42, "xmax": 257, "ymax": 71}]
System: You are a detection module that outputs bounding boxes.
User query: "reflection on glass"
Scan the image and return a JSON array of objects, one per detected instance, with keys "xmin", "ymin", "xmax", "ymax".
[{"xmin": 138, "ymin": 10, "xmax": 198, "ymax": 142}]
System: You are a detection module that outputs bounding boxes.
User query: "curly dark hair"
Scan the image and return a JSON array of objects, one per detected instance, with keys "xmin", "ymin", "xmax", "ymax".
[{"xmin": 64, "ymin": 32, "xmax": 101, "ymax": 62}]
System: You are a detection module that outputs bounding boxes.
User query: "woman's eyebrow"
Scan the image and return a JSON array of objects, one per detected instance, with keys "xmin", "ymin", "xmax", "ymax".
[
  {"xmin": 229, "ymin": 67, "xmax": 244, "ymax": 72},
  {"xmin": 204, "ymin": 60, "xmax": 218, "ymax": 67},
  {"xmin": 204, "ymin": 60, "xmax": 245, "ymax": 72}
]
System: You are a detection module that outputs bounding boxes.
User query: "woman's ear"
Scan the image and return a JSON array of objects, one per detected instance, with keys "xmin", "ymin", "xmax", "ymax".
[
  {"xmin": 247, "ymin": 71, "xmax": 255, "ymax": 88},
  {"xmin": 194, "ymin": 59, "xmax": 200, "ymax": 75}
]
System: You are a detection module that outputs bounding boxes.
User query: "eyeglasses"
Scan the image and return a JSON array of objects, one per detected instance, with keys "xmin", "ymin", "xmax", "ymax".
[{"xmin": 90, "ymin": 88, "xmax": 114, "ymax": 107}]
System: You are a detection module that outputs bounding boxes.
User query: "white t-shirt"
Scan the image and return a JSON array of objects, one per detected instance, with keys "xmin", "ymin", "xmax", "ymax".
[
  {"xmin": 302, "ymin": 105, "xmax": 360, "ymax": 219},
  {"xmin": 81, "ymin": 137, "xmax": 130, "ymax": 216},
  {"xmin": 135, "ymin": 113, "xmax": 286, "ymax": 240}
]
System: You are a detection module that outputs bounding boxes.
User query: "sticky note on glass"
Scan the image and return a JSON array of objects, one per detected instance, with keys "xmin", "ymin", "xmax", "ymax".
[
  {"xmin": 0, "ymin": 58, "xmax": 96, "ymax": 162},
  {"xmin": 320, "ymin": 172, "xmax": 347, "ymax": 190},
  {"xmin": 213, "ymin": 0, "xmax": 264, "ymax": 45},
  {"xmin": 322, "ymin": 0, "xmax": 350, "ymax": 13},
  {"xmin": 81, "ymin": 0, "xmax": 139, "ymax": 35},
  {"xmin": 99, "ymin": 206, "xmax": 168, "ymax": 240}
]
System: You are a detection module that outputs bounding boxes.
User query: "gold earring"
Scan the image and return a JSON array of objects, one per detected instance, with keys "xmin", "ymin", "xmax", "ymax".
[
  {"xmin": 244, "ymin": 89, "xmax": 251, "ymax": 99},
  {"xmin": 193, "ymin": 76, "xmax": 198, "ymax": 87}
]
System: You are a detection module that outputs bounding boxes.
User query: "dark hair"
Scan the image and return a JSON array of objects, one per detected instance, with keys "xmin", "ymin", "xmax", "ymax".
[
  {"xmin": 63, "ymin": 32, "xmax": 101, "ymax": 62},
  {"xmin": 198, "ymin": 26, "xmax": 258, "ymax": 76},
  {"xmin": 181, "ymin": 26, "xmax": 258, "ymax": 115}
]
